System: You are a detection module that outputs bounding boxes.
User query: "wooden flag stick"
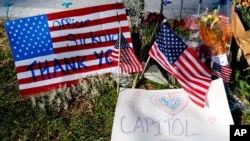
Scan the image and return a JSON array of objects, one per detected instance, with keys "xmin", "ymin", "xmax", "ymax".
[
  {"xmin": 139, "ymin": 56, "xmax": 151, "ymax": 80},
  {"xmin": 116, "ymin": 27, "xmax": 122, "ymax": 95},
  {"xmin": 179, "ymin": 0, "xmax": 184, "ymax": 21},
  {"xmin": 197, "ymin": 0, "xmax": 202, "ymax": 15}
]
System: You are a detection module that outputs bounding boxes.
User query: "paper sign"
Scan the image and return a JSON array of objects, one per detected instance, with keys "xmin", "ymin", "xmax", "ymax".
[
  {"xmin": 111, "ymin": 78, "xmax": 234, "ymax": 141},
  {"xmin": 211, "ymin": 53, "xmax": 229, "ymax": 66},
  {"xmin": 4, "ymin": 3, "xmax": 131, "ymax": 96}
]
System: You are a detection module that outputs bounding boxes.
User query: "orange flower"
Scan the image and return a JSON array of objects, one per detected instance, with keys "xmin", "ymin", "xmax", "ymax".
[{"xmin": 242, "ymin": 2, "xmax": 250, "ymax": 7}]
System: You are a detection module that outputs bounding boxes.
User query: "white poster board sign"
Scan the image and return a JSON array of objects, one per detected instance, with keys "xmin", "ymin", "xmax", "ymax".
[{"xmin": 111, "ymin": 78, "xmax": 234, "ymax": 141}]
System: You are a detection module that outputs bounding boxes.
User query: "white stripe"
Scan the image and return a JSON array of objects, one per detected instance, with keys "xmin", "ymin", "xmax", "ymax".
[
  {"xmin": 52, "ymin": 31, "xmax": 131, "ymax": 49},
  {"xmin": 17, "ymin": 58, "xmax": 104, "ymax": 79},
  {"xmin": 15, "ymin": 46, "xmax": 114, "ymax": 67}
]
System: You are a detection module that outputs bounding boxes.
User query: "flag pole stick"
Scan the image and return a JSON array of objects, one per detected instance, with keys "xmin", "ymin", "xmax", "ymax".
[
  {"xmin": 197, "ymin": 0, "xmax": 202, "ymax": 15},
  {"xmin": 217, "ymin": 0, "xmax": 221, "ymax": 13},
  {"xmin": 139, "ymin": 56, "xmax": 151, "ymax": 80},
  {"xmin": 179, "ymin": 0, "xmax": 184, "ymax": 21},
  {"xmin": 117, "ymin": 27, "xmax": 122, "ymax": 94}
]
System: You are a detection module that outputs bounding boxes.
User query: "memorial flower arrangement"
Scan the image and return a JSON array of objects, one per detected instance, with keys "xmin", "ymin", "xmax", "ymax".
[
  {"xmin": 233, "ymin": 0, "xmax": 250, "ymax": 31},
  {"xmin": 198, "ymin": 9, "xmax": 231, "ymax": 56}
]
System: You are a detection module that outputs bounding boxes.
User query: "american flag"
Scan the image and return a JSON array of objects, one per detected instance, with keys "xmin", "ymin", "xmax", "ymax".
[
  {"xmin": 212, "ymin": 62, "xmax": 232, "ymax": 83},
  {"xmin": 149, "ymin": 22, "xmax": 212, "ymax": 108},
  {"xmin": 109, "ymin": 33, "xmax": 143, "ymax": 73},
  {"xmin": 4, "ymin": 3, "xmax": 132, "ymax": 96}
]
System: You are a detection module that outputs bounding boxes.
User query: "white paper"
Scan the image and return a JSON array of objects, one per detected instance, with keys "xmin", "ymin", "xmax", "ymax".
[{"xmin": 111, "ymin": 78, "xmax": 234, "ymax": 141}]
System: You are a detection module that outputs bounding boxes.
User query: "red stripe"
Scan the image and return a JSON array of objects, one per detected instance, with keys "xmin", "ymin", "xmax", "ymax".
[
  {"xmin": 179, "ymin": 50, "xmax": 211, "ymax": 82},
  {"xmin": 185, "ymin": 48, "xmax": 211, "ymax": 76},
  {"xmin": 16, "ymin": 53, "xmax": 112, "ymax": 73},
  {"xmin": 20, "ymin": 79, "xmax": 80, "ymax": 96},
  {"xmin": 174, "ymin": 61, "xmax": 211, "ymax": 89},
  {"xmin": 49, "ymin": 14, "xmax": 128, "ymax": 32},
  {"xmin": 47, "ymin": 3, "xmax": 124, "ymax": 20}
]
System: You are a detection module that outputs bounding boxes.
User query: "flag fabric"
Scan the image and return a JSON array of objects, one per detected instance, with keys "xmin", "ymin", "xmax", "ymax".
[
  {"xmin": 109, "ymin": 33, "xmax": 143, "ymax": 73},
  {"xmin": 149, "ymin": 22, "xmax": 212, "ymax": 108},
  {"xmin": 212, "ymin": 62, "xmax": 232, "ymax": 83},
  {"xmin": 4, "ymin": 3, "xmax": 132, "ymax": 96}
]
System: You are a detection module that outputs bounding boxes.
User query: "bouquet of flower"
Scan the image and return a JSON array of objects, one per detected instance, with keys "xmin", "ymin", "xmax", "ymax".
[
  {"xmin": 232, "ymin": 0, "xmax": 250, "ymax": 66},
  {"xmin": 198, "ymin": 10, "xmax": 231, "ymax": 56},
  {"xmin": 234, "ymin": 0, "xmax": 250, "ymax": 31}
]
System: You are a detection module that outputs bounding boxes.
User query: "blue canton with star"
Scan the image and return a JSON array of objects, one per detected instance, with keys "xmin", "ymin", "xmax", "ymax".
[
  {"xmin": 4, "ymin": 15, "xmax": 53, "ymax": 61},
  {"xmin": 155, "ymin": 23, "xmax": 187, "ymax": 64}
]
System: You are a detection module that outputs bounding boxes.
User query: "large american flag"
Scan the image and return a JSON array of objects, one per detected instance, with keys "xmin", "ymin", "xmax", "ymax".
[
  {"xmin": 212, "ymin": 62, "xmax": 232, "ymax": 83},
  {"xmin": 149, "ymin": 22, "xmax": 212, "ymax": 108},
  {"xmin": 4, "ymin": 3, "xmax": 132, "ymax": 96},
  {"xmin": 109, "ymin": 33, "xmax": 143, "ymax": 73}
]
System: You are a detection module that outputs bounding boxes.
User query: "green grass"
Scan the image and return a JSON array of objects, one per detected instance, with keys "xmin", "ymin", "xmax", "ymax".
[{"xmin": 0, "ymin": 89, "xmax": 118, "ymax": 141}]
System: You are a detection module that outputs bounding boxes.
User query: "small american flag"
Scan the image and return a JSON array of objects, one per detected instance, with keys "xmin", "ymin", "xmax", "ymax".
[
  {"xmin": 149, "ymin": 22, "xmax": 212, "ymax": 108},
  {"xmin": 212, "ymin": 62, "xmax": 232, "ymax": 83},
  {"xmin": 110, "ymin": 33, "xmax": 143, "ymax": 73},
  {"xmin": 4, "ymin": 3, "xmax": 132, "ymax": 96}
]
